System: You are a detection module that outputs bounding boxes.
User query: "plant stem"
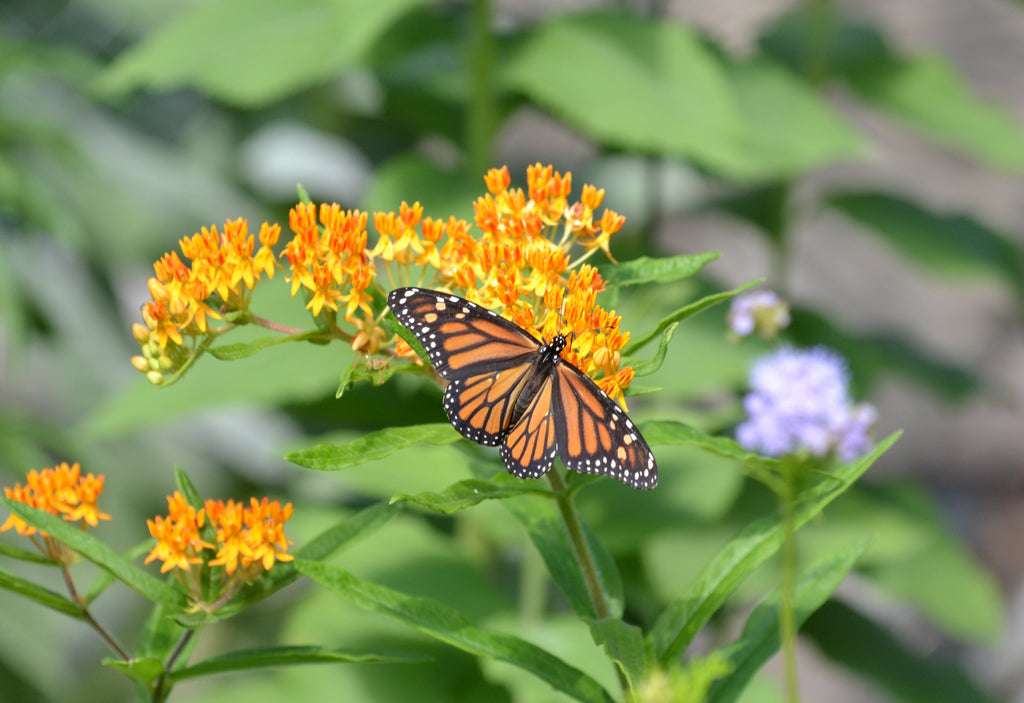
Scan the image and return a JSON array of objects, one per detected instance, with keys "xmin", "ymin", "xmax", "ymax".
[
  {"xmin": 546, "ymin": 470, "xmax": 631, "ymax": 696},
  {"xmin": 152, "ymin": 629, "xmax": 196, "ymax": 703},
  {"xmin": 780, "ymin": 471, "xmax": 800, "ymax": 703},
  {"xmin": 466, "ymin": 0, "xmax": 495, "ymax": 176},
  {"xmin": 61, "ymin": 565, "xmax": 130, "ymax": 660}
]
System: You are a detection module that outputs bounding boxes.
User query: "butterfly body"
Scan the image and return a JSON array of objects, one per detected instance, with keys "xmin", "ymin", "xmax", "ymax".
[{"xmin": 388, "ymin": 287, "xmax": 657, "ymax": 489}]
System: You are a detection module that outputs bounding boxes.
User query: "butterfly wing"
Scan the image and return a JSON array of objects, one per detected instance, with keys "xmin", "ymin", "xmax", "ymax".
[
  {"xmin": 499, "ymin": 368, "xmax": 559, "ymax": 478},
  {"xmin": 388, "ymin": 287, "xmax": 543, "ymax": 445},
  {"xmin": 551, "ymin": 362, "xmax": 659, "ymax": 489}
]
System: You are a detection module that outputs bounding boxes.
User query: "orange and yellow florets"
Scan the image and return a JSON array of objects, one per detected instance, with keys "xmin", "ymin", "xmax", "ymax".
[{"xmin": 130, "ymin": 164, "xmax": 635, "ymax": 405}]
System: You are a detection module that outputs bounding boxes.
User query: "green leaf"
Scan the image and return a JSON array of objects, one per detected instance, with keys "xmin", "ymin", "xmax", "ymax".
[
  {"xmin": 95, "ymin": 0, "xmax": 432, "ymax": 107},
  {"xmin": 627, "ymin": 322, "xmax": 678, "ymax": 378},
  {"xmin": 0, "ymin": 566, "xmax": 83, "ymax": 618},
  {"xmin": 600, "ymin": 253, "xmax": 720, "ymax": 288},
  {"xmin": 382, "ymin": 312, "xmax": 430, "ymax": 366},
  {"xmin": 803, "ymin": 600, "xmax": 999, "ymax": 703},
  {"xmin": 827, "ymin": 192, "xmax": 1023, "ymax": 287},
  {"xmin": 0, "ymin": 541, "xmax": 56, "ymax": 565},
  {"xmin": 286, "ymin": 423, "xmax": 459, "ymax": 471},
  {"xmin": 723, "ymin": 58, "xmax": 863, "ymax": 177},
  {"xmin": 589, "ymin": 619, "xmax": 649, "ymax": 691},
  {"xmin": 846, "ymin": 53, "xmax": 1024, "ymax": 170},
  {"xmin": 648, "ymin": 432, "xmax": 900, "ymax": 664},
  {"xmin": 499, "ymin": 488, "xmax": 624, "ymax": 621},
  {"xmin": 392, "ymin": 476, "xmax": 551, "ymax": 514},
  {"xmin": 170, "ymin": 645, "xmax": 429, "ymax": 682},
  {"xmin": 502, "ymin": 11, "xmax": 747, "ymax": 176},
  {"xmin": 86, "ymin": 540, "xmax": 157, "ymax": 604},
  {"xmin": 103, "ymin": 657, "xmax": 164, "ymax": 686},
  {"xmin": 624, "ymin": 280, "xmax": 759, "ymax": 356},
  {"xmin": 294, "ymin": 560, "xmax": 615, "ymax": 703},
  {"xmin": 204, "ymin": 331, "xmax": 325, "ymax": 361},
  {"xmin": 0, "ymin": 497, "xmax": 186, "ymax": 609},
  {"xmin": 337, "ymin": 354, "xmax": 401, "ymax": 399},
  {"xmin": 136, "ymin": 602, "xmax": 190, "ymax": 664},
  {"xmin": 707, "ymin": 539, "xmax": 871, "ymax": 703}
]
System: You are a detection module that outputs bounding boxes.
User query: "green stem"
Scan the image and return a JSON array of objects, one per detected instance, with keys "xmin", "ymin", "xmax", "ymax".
[
  {"xmin": 61, "ymin": 566, "xmax": 131, "ymax": 661},
  {"xmin": 779, "ymin": 468, "xmax": 800, "ymax": 703},
  {"xmin": 466, "ymin": 0, "xmax": 496, "ymax": 175},
  {"xmin": 546, "ymin": 470, "xmax": 631, "ymax": 696},
  {"xmin": 805, "ymin": 0, "xmax": 834, "ymax": 86}
]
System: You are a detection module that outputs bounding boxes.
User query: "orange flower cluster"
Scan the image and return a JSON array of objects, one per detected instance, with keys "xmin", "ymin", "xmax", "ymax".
[
  {"xmin": 145, "ymin": 492, "xmax": 293, "ymax": 600},
  {"xmin": 130, "ymin": 164, "xmax": 635, "ymax": 404},
  {"xmin": 2, "ymin": 462, "xmax": 110, "ymax": 561},
  {"xmin": 132, "ymin": 219, "xmax": 280, "ymax": 384}
]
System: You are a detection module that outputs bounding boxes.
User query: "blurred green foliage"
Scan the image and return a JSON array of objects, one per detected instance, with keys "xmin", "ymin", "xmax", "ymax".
[{"xmin": 2, "ymin": 1, "xmax": 1021, "ymax": 702}]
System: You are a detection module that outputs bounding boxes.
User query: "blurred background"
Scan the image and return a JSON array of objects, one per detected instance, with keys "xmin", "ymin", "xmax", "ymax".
[{"xmin": 1, "ymin": 0, "xmax": 1023, "ymax": 701}]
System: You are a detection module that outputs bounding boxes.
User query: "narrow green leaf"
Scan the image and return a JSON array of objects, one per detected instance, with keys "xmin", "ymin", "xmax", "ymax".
[
  {"xmin": 803, "ymin": 600, "xmax": 999, "ymax": 703},
  {"xmin": 170, "ymin": 645, "xmax": 429, "ymax": 681},
  {"xmin": 86, "ymin": 540, "xmax": 157, "ymax": 604},
  {"xmin": 707, "ymin": 539, "xmax": 871, "ymax": 703},
  {"xmin": 0, "ymin": 541, "xmax": 56, "ymax": 565},
  {"xmin": 173, "ymin": 467, "xmax": 202, "ymax": 508},
  {"xmin": 648, "ymin": 432, "xmax": 900, "ymax": 664},
  {"xmin": 500, "ymin": 489, "xmax": 624, "ymax": 621},
  {"xmin": 0, "ymin": 498, "xmax": 185, "ymax": 608},
  {"xmin": 392, "ymin": 476, "xmax": 551, "ymax": 514},
  {"xmin": 0, "ymin": 566, "xmax": 83, "ymax": 618},
  {"xmin": 641, "ymin": 421, "xmax": 779, "ymax": 473},
  {"xmin": 286, "ymin": 423, "xmax": 459, "ymax": 471},
  {"xmin": 336, "ymin": 356, "xmax": 400, "ymax": 399},
  {"xmin": 204, "ymin": 331, "xmax": 325, "ymax": 361},
  {"xmin": 104, "ymin": 657, "xmax": 164, "ymax": 686},
  {"xmin": 383, "ymin": 313, "xmax": 430, "ymax": 365},
  {"xmin": 627, "ymin": 322, "xmax": 678, "ymax": 378},
  {"xmin": 590, "ymin": 619, "xmax": 649, "ymax": 691},
  {"xmin": 136, "ymin": 602, "xmax": 190, "ymax": 664},
  {"xmin": 828, "ymin": 192, "xmax": 1022, "ymax": 287},
  {"xmin": 96, "ymin": 0, "xmax": 432, "ymax": 107},
  {"xmin": 294, "ymin": 560, "xmax": 615, "ymax": 703},
  {"xmin": 624, "ymin": 281, "xmax": 759, "ymax": 355},
  {"xmin": 601, "ymin": 253, "xmax": 720, "ymax": 287}
]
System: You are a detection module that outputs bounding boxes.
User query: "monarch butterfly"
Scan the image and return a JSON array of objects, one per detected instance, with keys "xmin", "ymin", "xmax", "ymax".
[{"xmin": 387, "ymin": 287, "xmax": 658, "ymax": 489}]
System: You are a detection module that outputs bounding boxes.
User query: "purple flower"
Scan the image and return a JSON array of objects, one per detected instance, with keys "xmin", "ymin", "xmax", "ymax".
[
  {"xmin": 728, "ymin": 290, "xmax": 790, "ymax": 339},
  {"xmin": 736, "ymin": 347, "xmax": 877, "ymax": 462}
]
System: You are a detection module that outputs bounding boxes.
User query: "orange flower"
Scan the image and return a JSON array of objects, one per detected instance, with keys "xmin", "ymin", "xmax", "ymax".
[{"xmin": 2, "ymin": 463, "xmax": 111, "ymax": 562}]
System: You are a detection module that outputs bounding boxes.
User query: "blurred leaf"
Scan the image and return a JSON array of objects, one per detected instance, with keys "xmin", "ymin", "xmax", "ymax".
[
  {"xmin": 788, "ymin": 308, "xmax": 978, "ymax": 402},
  {"xmin": 846, "ymin": 54, "xmax": 1024, "ymax": 170},
  {"xmin": 707, "ymin": 539, "xmax": 871, "ymax": 703},
  {"xmin": 600, "ymin": 253, "xmax": 720, "ymax": 287},
  {"xmin": 502, "ymin": 11, "xmax": 746, "ymax": 175},
  {"xmin": 96, "ymin": 0, "xmax": 431, "ymax": 107},
  {"xmin": 392, "ymin": 476, "xmax": 550, "ymax": 514},
  {"xmin": 501, "ymin": 487, "xmax": 624, "ymax": 621},
  {"xmin": 625, "ymin": 280, "xmax": 759, "ymax": 355},
  {"xmin": 294, "ymin": 560, "xmax": 615, "ymax": 703},
  {"xmin": 642, "ymin": 421, "xmax": 779, "ymax": 473},
  {"xmin": 648, "ymin": 432, "xmax": 899, "ymax": 663},
  {"xmin": 722, "ymin": 58, "xmax": 863, "ymax": 176},
  {"xmin": 827, "ymin": 192, "xmax": 1023, "ymax": 287},
  {"xmin": 0, "ymin": 567, "xmax": 82, "ymax": 618},
  {"xmin": 171, "ymin": 645, "xmax": 429, "ymax": 681},
  {"xmin": 173, "ymin": 466, "xmax": 203, "ymax": 508},
  {"xmin": 286, "ymin": 423, "xmax": 458, "ymax": 471},
  {"xmin": 710, "ymin": 182, "xmax": 791, "ymax": 244},
  {"xmin": 803, "ymin": 600, "xmax": 999, "ymax": 703},
  {"xmin": 589, "ymin": 619, "xmax": 649, "ymax": 690},
  {"xmin": 0, "ymin": 498, "xmax": 185, "ymax": 609}
]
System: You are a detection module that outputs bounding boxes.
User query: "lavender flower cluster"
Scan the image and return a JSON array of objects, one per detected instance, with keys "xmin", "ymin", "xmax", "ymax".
[{"xmin": 737, "ymin": 347, "xmax": 877, "ymax": 462}]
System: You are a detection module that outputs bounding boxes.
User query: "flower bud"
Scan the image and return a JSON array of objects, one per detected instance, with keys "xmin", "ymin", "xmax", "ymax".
[
  {"xmin": 146, "ymin": 370, "xmax": 164, "ymax": 386},
  {"xmin": 131, "ymin": 356, "xmax": 150, "ymax": 373}
]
